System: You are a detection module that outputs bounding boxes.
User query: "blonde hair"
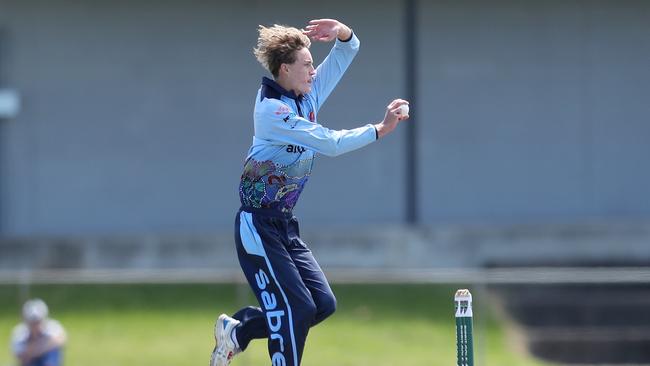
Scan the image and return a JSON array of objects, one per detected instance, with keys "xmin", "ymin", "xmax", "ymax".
[{"xmin": 254, "ymin": 24, "xmax": 311, "ymax": 78}]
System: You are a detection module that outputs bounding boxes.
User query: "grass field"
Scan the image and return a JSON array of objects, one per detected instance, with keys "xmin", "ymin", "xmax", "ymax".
[{"xmin": 0, "ymin": 283, "xmax": 551, "ymax": 366}]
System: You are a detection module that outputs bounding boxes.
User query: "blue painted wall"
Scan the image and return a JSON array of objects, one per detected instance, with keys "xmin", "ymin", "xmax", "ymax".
[{"xmin": 0, "ymin": 0, "xmax": 647, "ymax": 235}]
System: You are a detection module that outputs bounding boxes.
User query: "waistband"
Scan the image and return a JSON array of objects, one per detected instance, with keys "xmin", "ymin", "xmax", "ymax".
[{"xmin": 239, "ymin": 206, "xmax": 294, "ymax": 219}]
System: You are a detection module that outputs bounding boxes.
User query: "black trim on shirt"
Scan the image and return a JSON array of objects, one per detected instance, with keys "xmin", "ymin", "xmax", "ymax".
[
  {"xmin": 338, "ymin": 30, "xmax": 354, "ymax": 43},
  {"xmin": 260, "ymin": 77, "xmax": 302, "ymax": 101}
]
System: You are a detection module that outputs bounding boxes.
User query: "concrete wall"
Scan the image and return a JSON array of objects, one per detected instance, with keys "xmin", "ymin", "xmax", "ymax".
[
  {"xmin": 3, "ymin": 222, "xmax": 650, "ymax": 273},
  {"xmin": 419, "ymin": 0, "xmax": 650, "ymax": 223},
  {"xmin": 0, "ymin": 0, "xmax": 648, "ymax": 237},
  {"xmin": 0, "ymin": 0, "xmax": 405, "ymax": 235}
]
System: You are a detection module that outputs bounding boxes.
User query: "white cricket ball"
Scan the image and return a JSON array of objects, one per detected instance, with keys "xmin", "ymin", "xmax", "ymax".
[{"xmin": 397, "ymin": 104, "xmax": 409, "ymax": 116}]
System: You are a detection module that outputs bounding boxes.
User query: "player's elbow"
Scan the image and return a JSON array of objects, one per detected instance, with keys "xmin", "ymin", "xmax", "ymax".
[{"xmin": 320, "ymin": 141, "xmax": 344, "ymax": 157}]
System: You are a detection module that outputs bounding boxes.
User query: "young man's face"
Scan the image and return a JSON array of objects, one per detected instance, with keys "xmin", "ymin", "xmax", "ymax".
[{"xmin": 284, "ymin": 48, "xmax": 316, "ymax": 96}]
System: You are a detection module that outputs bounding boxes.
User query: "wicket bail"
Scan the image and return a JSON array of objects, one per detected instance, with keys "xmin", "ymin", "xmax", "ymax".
[{"xmin": 455, "ymin": 289, "xmax": 474, "ymax": 366}]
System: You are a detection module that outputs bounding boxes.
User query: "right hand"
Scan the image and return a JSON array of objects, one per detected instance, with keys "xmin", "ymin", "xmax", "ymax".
[
  {"xmin": 303, "ymin": 19, "xmax": 352, "ymax": 42},
  {"xmin": 375, "ymin": 99, "xmax": 410, "ymax": 139}
]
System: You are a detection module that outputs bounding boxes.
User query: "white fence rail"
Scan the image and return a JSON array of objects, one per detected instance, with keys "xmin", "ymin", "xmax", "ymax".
[{"xmin": 2, "ymin": 267, "xmax": 650, "ymax": 285}]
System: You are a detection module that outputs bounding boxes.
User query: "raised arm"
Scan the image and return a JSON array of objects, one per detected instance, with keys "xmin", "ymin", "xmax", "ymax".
[{"xmin": 303, "ymin": 19, "xmax": 359, "ymax": 110}]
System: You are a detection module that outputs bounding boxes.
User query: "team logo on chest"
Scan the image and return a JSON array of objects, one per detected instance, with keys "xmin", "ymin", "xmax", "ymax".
[{"xmin": 275, "ymin": 105, "xmax": 291, "ymax": 115}]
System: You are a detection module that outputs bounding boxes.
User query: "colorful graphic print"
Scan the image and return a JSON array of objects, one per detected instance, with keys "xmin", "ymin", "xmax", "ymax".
[{"xmin": 239, "ymin": 157, "xmax": 312, "ymax": 212}]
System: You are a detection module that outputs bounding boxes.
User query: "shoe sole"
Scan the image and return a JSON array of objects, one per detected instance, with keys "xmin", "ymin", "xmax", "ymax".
[
  {"xmin": 209, "ymin": 314, "xmax": 229, "ymax": 366},
  {"xmin": 210, "ymin": 315, "xmax": 223, "ymax": 366},
  {"xmin": 216, "ymin": 314, "xmax": 227, "ymax": 346}
]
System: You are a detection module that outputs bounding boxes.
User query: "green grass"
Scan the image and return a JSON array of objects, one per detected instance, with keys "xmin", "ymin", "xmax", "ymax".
[{"xmin": 0, "ymin": 284, "xmax": 551, "ymax": 366}]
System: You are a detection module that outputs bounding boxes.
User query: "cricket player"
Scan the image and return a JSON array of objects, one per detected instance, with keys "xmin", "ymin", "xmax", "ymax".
[
  {"xmin": 210, "ymin": 18, "xmax": 409, "ymax": 366},
  {"xmin": 11, "ymin": 299, "xmax": 67, "ymax": 366}
]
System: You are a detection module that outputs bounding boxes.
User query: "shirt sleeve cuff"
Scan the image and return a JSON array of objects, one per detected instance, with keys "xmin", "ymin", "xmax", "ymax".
[{"xmin": 338, "ymin": 30, "xmax": 354, "ymax": 42}]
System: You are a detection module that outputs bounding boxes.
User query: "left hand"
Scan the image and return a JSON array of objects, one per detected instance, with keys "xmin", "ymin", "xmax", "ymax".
[
  {"xmin": 375, "ymin": 99, "xmax": 410, "ymax": 139},
  {"xmin": 303, "ymin": 19, "xmax": 351, "ymax": 42}
]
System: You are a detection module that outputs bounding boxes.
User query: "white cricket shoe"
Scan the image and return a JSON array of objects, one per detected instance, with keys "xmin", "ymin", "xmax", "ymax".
[{"xmin": 209, "ymin": 314, "xmax": 241, "ymax": 366}]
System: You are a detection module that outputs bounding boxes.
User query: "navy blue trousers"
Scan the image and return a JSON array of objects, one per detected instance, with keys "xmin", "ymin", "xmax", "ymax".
[{"xmin": 233, "ymin": 207, "xmax": 336, "ymax": 366}]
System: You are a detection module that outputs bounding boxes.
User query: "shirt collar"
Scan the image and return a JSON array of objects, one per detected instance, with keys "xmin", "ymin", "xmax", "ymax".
[{"xmin": 262, "ymin": 77, "xmax": 303, "ymax": 101}]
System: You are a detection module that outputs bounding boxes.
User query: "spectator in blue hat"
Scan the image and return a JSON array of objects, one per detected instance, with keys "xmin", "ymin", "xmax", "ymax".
[{"xmin": 11, "ymin": 299, "xmax": 67, "ymax": 366}]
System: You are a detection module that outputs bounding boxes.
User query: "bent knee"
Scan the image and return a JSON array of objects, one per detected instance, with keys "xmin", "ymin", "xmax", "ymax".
[
  {"xmin": 316, "ymin": 293, "xmax": 337, "ymax": 321},
  {"xmin": 295, "ymin": 298, "xmax": 318, "ymax": 323}
]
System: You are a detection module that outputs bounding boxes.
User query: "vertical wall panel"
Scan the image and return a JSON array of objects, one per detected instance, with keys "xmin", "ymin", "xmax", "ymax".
[{"xmin": 418, "ymin": 0, "xmax": 650, "ymax": 224}]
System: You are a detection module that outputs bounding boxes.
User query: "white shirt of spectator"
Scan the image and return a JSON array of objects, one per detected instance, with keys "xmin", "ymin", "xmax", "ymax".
[{"xmin": 10, "ymin": 319, "xmax": 67, "ymax": 356}]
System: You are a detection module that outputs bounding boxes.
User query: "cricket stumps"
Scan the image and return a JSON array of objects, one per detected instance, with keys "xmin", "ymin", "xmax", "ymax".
[{"xmin": 455, "ymin": 289, "xmax": 474, "ymax": 366}]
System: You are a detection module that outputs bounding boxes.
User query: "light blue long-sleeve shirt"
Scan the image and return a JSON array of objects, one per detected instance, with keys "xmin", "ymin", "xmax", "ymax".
[{"xmin": 239, "ymin": 33, "xmax": 377, "ymax": 213}]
